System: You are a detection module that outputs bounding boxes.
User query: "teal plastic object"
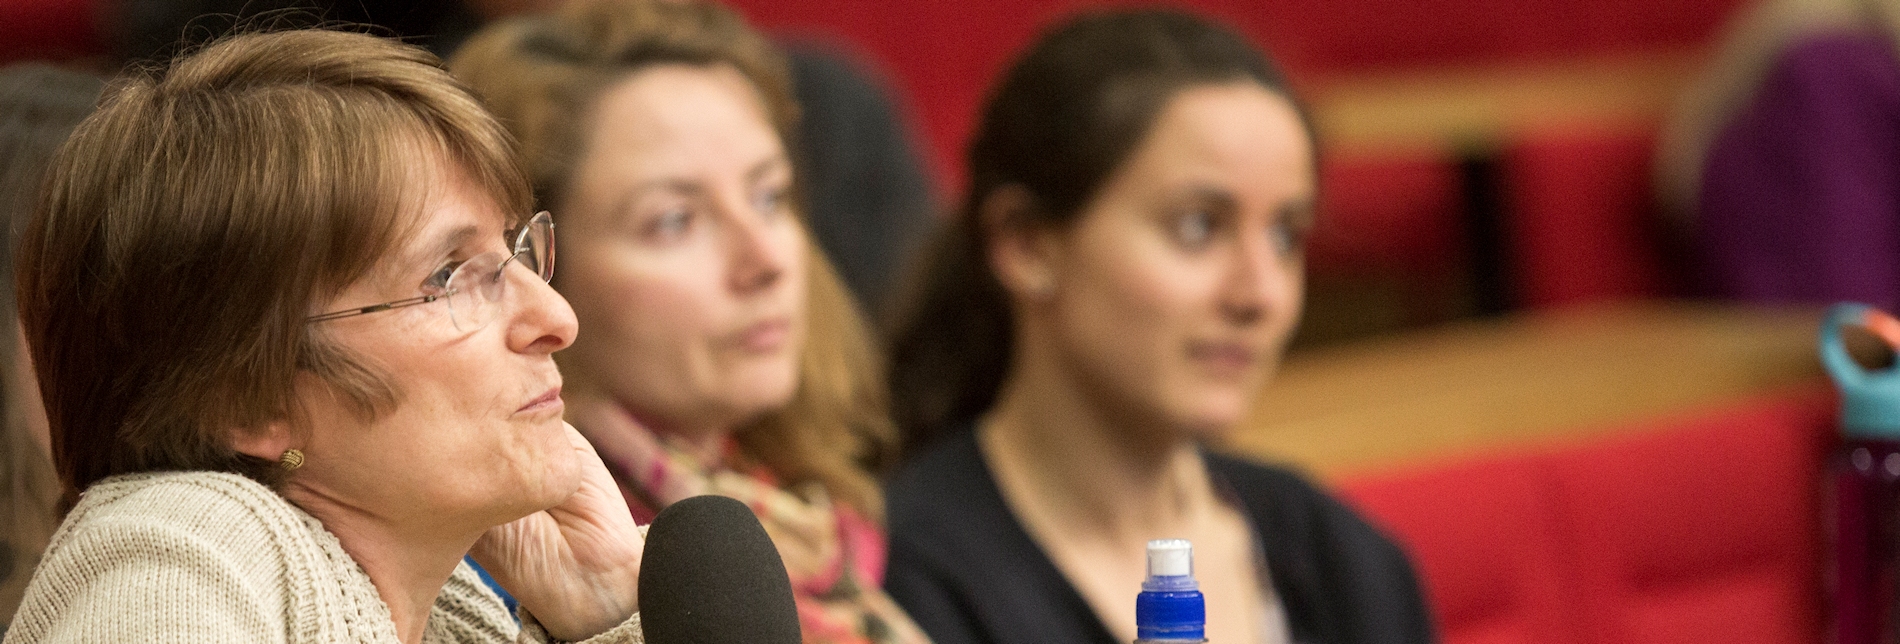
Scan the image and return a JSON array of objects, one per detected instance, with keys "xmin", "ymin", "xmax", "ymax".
[{"xmin": 1822, "ymin": 303, "xmax": 1900, "ymax": 438}]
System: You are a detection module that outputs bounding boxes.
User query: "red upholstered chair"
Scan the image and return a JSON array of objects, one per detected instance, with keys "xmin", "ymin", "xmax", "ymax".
[
  {"xmin": 1552, "ymin": 393, "xmax": 1832, "ymax": 644},
  {"xmin": 1311, "ymin": 154, "xmax": 1463, "ymax": 277},
  {"xmin": 1502, "ymin": 127, "xmax": 1672, "ymax": 309},
  {"xmin": 1308, "ymin": 153, "xmax": 1467, "ymax": 323},
  {"xmin": 1339, "ymin": 457, "xmax": 1578, "ymax": 644},
  {"xmin": 1337, "ymin": 389, "xmax": 1835, "ymax": 644}
]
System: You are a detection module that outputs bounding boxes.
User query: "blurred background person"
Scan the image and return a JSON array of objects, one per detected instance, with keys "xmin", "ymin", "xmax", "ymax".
[
  {"xmin": 0, "ymin": 62, "xmax": 100, "ymax": 631},
  {"xmin": 1657, "ymin": 0, "xmax": 1900, "ymax": 310},
  {"xmin": 449, "ymin": 2, "xmax": 930, "ymax": 642},
  {"xmin": 778, "ymin": 40, "xmax": 936, "ymax": 316},
  {"xmin": 884, "ymin": 10, "xmax": 1432, "ymax": 644},
  {"xmin": 8, "ymin": 29, "xmax": 643, "ymax": 642},
  {"xmin": 97, "ymin": 0, "xmax": 937, "ymax": 317}
]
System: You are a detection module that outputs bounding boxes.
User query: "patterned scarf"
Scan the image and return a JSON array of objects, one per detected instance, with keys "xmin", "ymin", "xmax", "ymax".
[{"xmin": 573, "ymin": 401, "xmax": 932, "ymax": 644}]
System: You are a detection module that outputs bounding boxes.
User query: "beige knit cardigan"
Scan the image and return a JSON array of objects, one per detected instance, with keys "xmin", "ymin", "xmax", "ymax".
[{"xmin": 2, "ymin": 471, "xmax": 643, "ymax": 643}]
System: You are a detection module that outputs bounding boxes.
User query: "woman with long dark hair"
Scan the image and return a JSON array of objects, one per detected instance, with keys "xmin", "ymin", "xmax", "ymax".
[{"xmin": 884, "ymin": 11, "xmax": 1434, "ymax": 644}]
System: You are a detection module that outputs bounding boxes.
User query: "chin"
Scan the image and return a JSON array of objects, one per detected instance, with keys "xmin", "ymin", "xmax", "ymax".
[
  {"xmin": 518, "ymin": 424, "xmax": 584, "ymax": 509},
  {"xmin": 731, "ymin": 365, "xmax": 799, "ymax": 410},
  {"xmin": 1167, "ymin": 394, "xmax": 1249, "ymax": 440}
]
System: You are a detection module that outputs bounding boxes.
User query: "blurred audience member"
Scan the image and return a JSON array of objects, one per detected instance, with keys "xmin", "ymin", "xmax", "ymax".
[
  {"xmin": 884, "ymin": 10, "xmax": 1433, "ymax": 644},
  {"xmin": 450, "ymin": 2, "xmax": 931, "ymax": 642},
  {"xmin": 1658, "ymin": 0, "xmax": 1900, "ymax": 309},
  {"xmin": 0, "ymin": 63, "xmax": 100, "ymax": 630},
  {"xmin": 782, "ymin": 41, "xmax": 936, "ymax": 315}
]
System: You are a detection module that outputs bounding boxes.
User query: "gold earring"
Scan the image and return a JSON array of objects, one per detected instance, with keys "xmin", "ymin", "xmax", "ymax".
[{"xmin": 279, "ymin": 449, "xmax": 304, "ymax": 471}]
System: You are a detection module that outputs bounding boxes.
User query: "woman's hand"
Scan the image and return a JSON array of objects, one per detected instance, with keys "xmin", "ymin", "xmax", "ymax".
[{"xmin": 472, "ymin": 422, "xmax": 643, "ymax": 641}]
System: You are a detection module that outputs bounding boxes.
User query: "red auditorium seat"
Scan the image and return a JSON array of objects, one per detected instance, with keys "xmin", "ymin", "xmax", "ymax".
[
  {"xmin": 1504, "ymin": 127, "xmax": 1672, "ymax": 308},
  {"xmin": 1553, "ymin": 394, "xmax": 1829, "ymax": 644},
  {"xmin": 1310, "ymin": 153, "xmax": 1465, "ymax": 282},
  {"xmin": 1339, "ymin": 389, "xmax": 1835, "ymax": 644},
  {"xmin": 1341, "ymin": 457, "xmax": 1576, "ymax": 644}
]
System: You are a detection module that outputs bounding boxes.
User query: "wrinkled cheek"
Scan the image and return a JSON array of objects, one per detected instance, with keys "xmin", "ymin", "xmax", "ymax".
[{"xmin": 490, "ymin": 419, "xmax": 577, "ymax": 509}]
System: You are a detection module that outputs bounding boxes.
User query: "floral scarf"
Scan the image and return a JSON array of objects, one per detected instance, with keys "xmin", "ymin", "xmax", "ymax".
[{"xmin": 574, "ymin": 401, "xmax": 932, "ymax": 644}]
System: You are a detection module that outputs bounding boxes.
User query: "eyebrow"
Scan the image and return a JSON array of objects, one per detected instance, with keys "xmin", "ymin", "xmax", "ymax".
[
  {"xmin": 1176, "ymin": 185, "xmax": 1317, "ymax": 227},
  {"xmin": 608, "ymin": 153, "xmax": 793, "ymax": 216},
  {"xmin": 1181, "ymin": 186, "xmax": 1239, "ymax": 213},
  {"xmin": 392, "ymin": 224, "xmax": 480, "ymax": 285},
  {"xmin": 745, "ymin": 154, "xmax": 790, "ymax": 185}
]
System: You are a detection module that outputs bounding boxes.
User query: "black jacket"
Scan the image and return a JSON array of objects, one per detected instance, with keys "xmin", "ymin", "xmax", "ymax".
[{"xmin": 884, "ymin": 431, "xmax": 1435, "ymax": 644}]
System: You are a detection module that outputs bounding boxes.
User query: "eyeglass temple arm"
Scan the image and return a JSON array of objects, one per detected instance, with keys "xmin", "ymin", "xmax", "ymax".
[{"xmin": 306, "ymin": 294, "xmax": 440, "ymax": 323}]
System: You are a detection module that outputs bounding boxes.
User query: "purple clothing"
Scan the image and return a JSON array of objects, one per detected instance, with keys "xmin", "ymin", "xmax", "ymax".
[{"xmin": 1698, "ymin": 30, "xmax": 1900, "ymax": 310}]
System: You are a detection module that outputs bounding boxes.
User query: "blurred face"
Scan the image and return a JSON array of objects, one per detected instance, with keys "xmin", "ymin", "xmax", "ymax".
[
  {"xmin": 556, "ymin": 64, "xmax": 806, "ymax": 436},
  {"xmin": 287, "ymin": 158, "xmax": 581, "ymax": 533},
  {"xmin": 1019, "ymin": 82, "xmax": 1314, "ymax": 439}
]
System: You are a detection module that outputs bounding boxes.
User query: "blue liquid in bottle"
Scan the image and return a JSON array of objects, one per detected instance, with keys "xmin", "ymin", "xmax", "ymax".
[{"xmin": 1135, "ymin": 539, "xmax": 1207, "ymax": 643}]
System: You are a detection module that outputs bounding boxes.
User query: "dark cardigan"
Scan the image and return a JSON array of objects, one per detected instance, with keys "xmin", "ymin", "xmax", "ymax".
[{"xmin": 883, "ymin": 430, "xmax": 1435, "ymax": 644}]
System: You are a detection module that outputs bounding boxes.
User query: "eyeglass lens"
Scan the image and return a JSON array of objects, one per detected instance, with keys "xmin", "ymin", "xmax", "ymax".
[{"xmin": 443, "ymin": 212, "xmax": 554, "ymax": 332}]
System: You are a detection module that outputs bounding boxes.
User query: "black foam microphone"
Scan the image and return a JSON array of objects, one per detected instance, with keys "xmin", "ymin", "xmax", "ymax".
[{"xmin": 638, "ymin": 495, "xmax": 802, "ymax": 644}]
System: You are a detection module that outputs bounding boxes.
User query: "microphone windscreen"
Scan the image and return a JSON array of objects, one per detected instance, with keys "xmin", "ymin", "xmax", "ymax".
[{"xmin": 638, "ymin": 494, "xmax": 801, "ymax": 644}]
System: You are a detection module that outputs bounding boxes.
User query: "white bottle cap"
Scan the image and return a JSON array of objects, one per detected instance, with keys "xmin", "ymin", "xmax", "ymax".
[{"xmin": 1146, "ymin": 539, "xmax": 1193, "ymax": 578}]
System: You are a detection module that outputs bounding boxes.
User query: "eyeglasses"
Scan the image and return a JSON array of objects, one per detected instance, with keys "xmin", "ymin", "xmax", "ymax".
[{"xmin": 308, "ymin": 211, "xmax": 555, "ymax": 332}]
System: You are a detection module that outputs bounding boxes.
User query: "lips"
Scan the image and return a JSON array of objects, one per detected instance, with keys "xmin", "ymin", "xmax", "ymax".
[
  {"xmin": 731, "ymin": 317, "xmax": 791, "ymax": 353},
  {"xmin": 517, "ymin": 386, "xmax": 563, "ymax": 414},
  {"xmin": 1187, "ymin": 341, "xmax": 1258, "ymax": 373}
]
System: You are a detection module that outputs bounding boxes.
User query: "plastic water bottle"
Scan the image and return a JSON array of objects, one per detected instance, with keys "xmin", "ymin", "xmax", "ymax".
[
  {"xmin": 1821, "ymin": 303, "xmax": 1900, "ymax": 644},
  {"xmin": 1135, "ymin": 539, "xmax": 1207, "ymax": 643}
]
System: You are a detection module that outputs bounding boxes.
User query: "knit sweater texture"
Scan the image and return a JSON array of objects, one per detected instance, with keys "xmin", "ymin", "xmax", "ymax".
[{"xmin": 2, "ymin": 471, "xmax": 643, "ymax": 643}]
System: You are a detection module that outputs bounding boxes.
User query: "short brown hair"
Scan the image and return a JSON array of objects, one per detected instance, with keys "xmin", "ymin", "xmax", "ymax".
[
  {"xmin": 452, "ymin": 0, "xmax": 898, "ymax": 520},
  {"xmin": 19, "ymin": 29, "xmax": 532, "ymax": 497}
]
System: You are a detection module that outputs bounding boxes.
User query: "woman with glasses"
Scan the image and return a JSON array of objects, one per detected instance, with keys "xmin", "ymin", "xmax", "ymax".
[
  {"xmin": 450, "ymin": 2, "xmax": 929, "ymax": 643},
  {"xmin": 883, "ymin": 11, "xmax": 1433, "ymax": 644},
  {"xmin": 8, "ymin": 29, "xmax": 645, "ymax": 643}
]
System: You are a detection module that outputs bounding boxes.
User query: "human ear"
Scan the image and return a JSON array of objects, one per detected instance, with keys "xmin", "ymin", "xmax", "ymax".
[
  {"xmin": 230, "ymin": 375, "xmax": 318, "ymax": 463},
  {"xmin": 980, "ymin": 185, "xmax": 1060, "ymax": 301},
  {"xmin": 229, "ymin": 420, "xmax": 295, "ymax": 463}
]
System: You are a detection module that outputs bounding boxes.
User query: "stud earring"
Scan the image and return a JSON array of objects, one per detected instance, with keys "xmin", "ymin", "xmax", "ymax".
[{"xmin": 280, "ymin": 449, "xmax": 305, "ymax": 471}]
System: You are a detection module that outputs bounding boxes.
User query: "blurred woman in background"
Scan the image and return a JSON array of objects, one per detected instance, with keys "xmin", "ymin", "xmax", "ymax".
[
  {"xmin": 1656, "ymin": 0, "xmax": 1900, "ymax": 310},
  {"xmin": 451, "ymin": 2, "xmax": 928, "ymax": 642},
  {"xmin": 0, "ymin": 63, "xmax": 101, "ymax": 630},
  {"xmin": 884, "ymin": 10, "xmax": 1433, "ymax": 644}
]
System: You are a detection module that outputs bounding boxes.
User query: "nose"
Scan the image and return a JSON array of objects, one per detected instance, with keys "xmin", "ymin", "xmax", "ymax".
[
  {"xmin": 505, "ymin": 262, "xmax": 578, "ymax": 354},
  {"xmin": 723, "ymin": 202, "xmax": 792, "ymax": 295},
  {"xmin": 1219, "ymin": 233, "xmax": 1294, "ymax": 327}
]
